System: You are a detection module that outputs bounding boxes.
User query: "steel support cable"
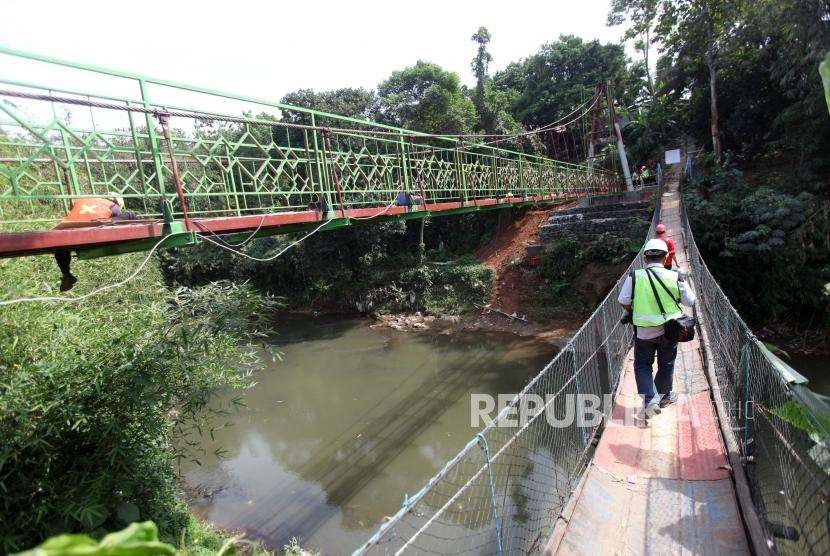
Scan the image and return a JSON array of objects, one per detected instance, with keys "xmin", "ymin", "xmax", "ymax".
[
  {"xmin": 0, "ymin": 214, "xmax": 331, "ymax": 305},
  {"xmin": 193, "ymin": 213, "xmax": 269, "ymax": 248},
  {"xmin": 347, "ymin": 201, "xmax": 398, "ymax": 220},
  {"xmin": 405, "ymin": 91, "xmax": 602, "ymax": 157},
  {"xmin": 197, "ymin": 217, "xmax": 330, "ymax": 262},
  {"xmin": 0, "ymin": 88, "xmax": 599, "ymax": 149},
  {"xmin": 360, "ymin": 313, "xmax": 627, "ymax": 554},
  {"xmin": 0, "ymin": 234, "xmax": 172, "ymax": 306},
  {"xmin": 476, "ymin": 433, "xmax": 505, "ymax": 556},
  {"xmin": 480, "ymin": 94, "xmax": 600, "ymax": 148},
  {"xmin": 392, "ymin": 363, "xmax": 589, "ymax": 555},
  {"xmin": 357, "ymin": 188, "xmax": 661, "ymax": 554}
]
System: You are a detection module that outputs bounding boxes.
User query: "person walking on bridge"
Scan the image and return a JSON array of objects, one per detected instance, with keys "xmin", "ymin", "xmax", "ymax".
[
  {"xmin": 618, "ymin": 239, "xmax": 695, "ymax": 418},
  {"xmin": 655, "ymin": 224, "xmax": 676, "ymax": 269}
]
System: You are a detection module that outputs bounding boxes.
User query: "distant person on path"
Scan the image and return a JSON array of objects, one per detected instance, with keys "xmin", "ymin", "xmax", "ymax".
[
  {"xmin": 53, "ymin": 194, "xmax": 137, "ymax": 291},
  {"xmin": 618, "ymin": 238, "xmax": 696, "ymax": 419},
  {"xmin": 655, "ymin": 224, "xmax": 676, "ymax": 269},
  {"xmin": 640, "ymin": 165, "xmax": 651, "ymax": 186}
]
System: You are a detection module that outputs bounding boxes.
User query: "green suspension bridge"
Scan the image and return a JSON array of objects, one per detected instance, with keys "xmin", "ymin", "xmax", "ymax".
[
  {"xmin": 0, "ymin": 46, "xmax": 615, "ymax": 261},
  {"xmin": 1, "ymin": 47, "xmax": 829, "ymax": 555}
]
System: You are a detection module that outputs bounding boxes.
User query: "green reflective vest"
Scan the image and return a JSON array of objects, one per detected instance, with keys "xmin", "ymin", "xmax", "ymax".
[{"xmin": 632, "ymin": 267, "xmax": 683, "ymax": 327}]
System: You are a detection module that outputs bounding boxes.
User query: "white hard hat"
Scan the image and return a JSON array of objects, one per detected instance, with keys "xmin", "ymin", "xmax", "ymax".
[{"xmin": 644, "ymin": 238, "xmax": 668, "ymax": 254}]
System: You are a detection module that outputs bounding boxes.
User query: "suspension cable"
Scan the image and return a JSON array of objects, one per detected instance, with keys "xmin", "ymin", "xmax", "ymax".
[
  {"xmin": 0, "ymin": 88, "xmax": 600, "ymax": 146},
  {"xmin": 0, "ymin": 217, "xmax": 333, "ymax": 305},
  {"xmin": 197, "ymin": 218, "xmax": 331, "ymax": 262}
]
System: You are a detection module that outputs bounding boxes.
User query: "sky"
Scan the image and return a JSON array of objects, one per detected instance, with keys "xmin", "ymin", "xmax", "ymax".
[{"xmin": 0, "ymin": 0, "xmax": 632, "ymax": 110}]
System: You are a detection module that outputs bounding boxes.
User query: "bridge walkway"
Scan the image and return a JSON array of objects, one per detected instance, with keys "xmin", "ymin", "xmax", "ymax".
[{"xmin": 547, "ymin": 188, "xmax": 750, "ymax": 554}]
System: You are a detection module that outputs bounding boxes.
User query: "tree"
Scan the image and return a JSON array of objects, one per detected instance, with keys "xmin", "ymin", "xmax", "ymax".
[
  {"xmin": 280, "ymin": 88, "xmax": 375, "ymax": 125},
  {"xmin": 471, "ymin": 26, "xmax": 495, "ymax": 133},
  {"xmin": 494, "ymin": 35, "xmax": 634, "ymax": 128},
  {"xmin": 612, "ymin": 0, "xmax": 742, "ymax": 163},
  {"xmin": 608, "ymin": 0, "xmax": 659, "ymax": 99},
  {"xmin": 492, "ymin": 35, "xmax": 634, "ymax": 161},
  {"xmin": 375, "ymin": 61, "xmax": 477, "ymax": 134}
]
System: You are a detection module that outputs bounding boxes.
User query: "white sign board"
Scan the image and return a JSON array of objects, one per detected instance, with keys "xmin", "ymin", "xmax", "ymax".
[{"xmin": 665, "ymin": 149, "xmax": 681, "ymax": 165}]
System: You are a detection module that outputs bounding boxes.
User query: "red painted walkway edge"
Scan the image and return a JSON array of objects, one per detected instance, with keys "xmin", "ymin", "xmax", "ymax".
[{"xmin": 0, "ymin": 194, "xmax": 574, "ymax": 258}]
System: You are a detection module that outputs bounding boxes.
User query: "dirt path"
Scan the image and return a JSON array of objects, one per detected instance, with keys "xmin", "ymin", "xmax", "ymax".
[
  {"xmin": 476, "ymin": 207, "xmax": 562, "ymax": 315},
  {"xmin": 463, "ymin": 204, "xmax": 582, "ymax": 342}
]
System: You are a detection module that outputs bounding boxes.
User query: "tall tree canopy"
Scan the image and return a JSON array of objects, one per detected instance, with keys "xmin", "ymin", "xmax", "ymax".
[
  {"xmin": 493, "ymin": 35, "xmax": 635, "ymax": 129},
  {"xmin": 612, "ymin": 0, "xmax": 830, "ymax": 168},
  {"xmin": 471, "ymin": 26, "xmax": 495, "ymax": 134},
  {"xmin": 375, "ymin": 61, "xmax": 477, "ymax": 135},
  {"xmin": 280, "ymin": 88, "xmax": 375, "ymax": 124}
]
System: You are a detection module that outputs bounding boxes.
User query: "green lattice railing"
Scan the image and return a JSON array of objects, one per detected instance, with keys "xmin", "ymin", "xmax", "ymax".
[{"xmin": 0, "ymin": 46, "xmax": 615, "ymax": 231}]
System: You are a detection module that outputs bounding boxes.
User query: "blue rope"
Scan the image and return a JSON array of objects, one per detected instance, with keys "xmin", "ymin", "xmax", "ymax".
[
  {"xmin": 476, "ymin": 433, "xmax": 505, "ymax": 556},
  {"xmin": 741, "ymin": 342, "xmax": 752, "ymax": 454}
]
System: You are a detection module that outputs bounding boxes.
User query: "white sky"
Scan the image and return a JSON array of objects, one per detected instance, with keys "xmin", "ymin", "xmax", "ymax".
[{"xmin": 0, "ymin": 0, "xmax": 630, "ymax": 107}]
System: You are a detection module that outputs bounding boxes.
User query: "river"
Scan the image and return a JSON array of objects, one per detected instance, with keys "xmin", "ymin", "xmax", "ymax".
[
  {"xmin": 180, "ymin": 316, "xmax": 557, "ymax": 553},
  {"xmin": 788, "ymin": 354, "xmax": 830, "ymax": 396}
]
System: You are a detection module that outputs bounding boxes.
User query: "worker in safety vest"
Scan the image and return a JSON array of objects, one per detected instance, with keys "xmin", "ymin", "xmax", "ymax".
[
  {"xmin": 618, "ymin": 238, "xmax": 696, "ymax": 418},
  {"xmin": 53, "ymin": 193, "xmax": 137, "ymax": 292},
  {"xmin": 640, "ymin": 165, "xmax": 651, "ymax": 187},
  {"xmin": 654, "ymin": 223, "xmax": 676, "ymax": 269}
]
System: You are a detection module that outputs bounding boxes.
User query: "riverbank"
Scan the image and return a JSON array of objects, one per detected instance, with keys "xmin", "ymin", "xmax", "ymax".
[{"xmin": 369, "ymin": 310, "xmax": 579, "ymax": 347}]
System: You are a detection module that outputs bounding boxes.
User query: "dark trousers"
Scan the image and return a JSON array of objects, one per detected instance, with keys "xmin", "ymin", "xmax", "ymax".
[
  {"xmin": 633, "ymin": 335, "xmax": 678, "ymax": 404},
  {"xmin": 54, "ymin": 250, "xmax": 72, "ymax": 276}
]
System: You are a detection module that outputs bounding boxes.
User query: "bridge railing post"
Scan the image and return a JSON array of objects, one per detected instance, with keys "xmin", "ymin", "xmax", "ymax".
[
  {"xmin": 456, "ymin": 141, "xmax": 469, "ymax": 205},
  {"xmin": 518, "ymin": 154, "xmax": 526, "ymax": 200},
  {"xmin": 738, "ymin": 340, "xmax": 754, "ymax": 460},
  {"xmin": 309, "ymin": 114, "xmax": 333, "ymax": 219},
  {"xmin": 138, "ymin": 79, "xmax": 171, "ymax": 224},
  {"xmin": 566, "ymin": 343, "xmax": 590, "ymax": 449}
]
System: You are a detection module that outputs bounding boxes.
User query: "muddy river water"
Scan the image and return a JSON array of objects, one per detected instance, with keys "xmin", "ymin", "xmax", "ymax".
[{"xmin": 181, "ymin": 316, "xmax": 557, "ymax": 553}]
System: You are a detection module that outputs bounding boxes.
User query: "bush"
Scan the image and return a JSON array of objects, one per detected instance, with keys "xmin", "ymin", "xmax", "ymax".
[
  {"xmin": 685, "ymin": 161, "xmax": 830, "ymax": 329},
  {"xmin": 536, "ymin": 230, "xmax": 642, "ymax": 311},
  {"xmin": 160, "ymin": 212, "xmax": 502, "ymax": 314},
  {"xmin": 0, "ymin": 253, "xmax": 272, "ymax": 551}
]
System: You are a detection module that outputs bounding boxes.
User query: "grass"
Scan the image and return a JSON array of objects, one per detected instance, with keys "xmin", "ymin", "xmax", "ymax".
[{"xmin": 0, "ymin": 246, "xmax": 272, "ymax": 553}]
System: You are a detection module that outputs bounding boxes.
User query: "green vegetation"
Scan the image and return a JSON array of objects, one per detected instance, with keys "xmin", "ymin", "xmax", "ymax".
[
  {"xmin": 536, "ymin": 230, "xmax": 645, "ymax": 315},
  {"xmin": 0, "ymin": 252, "xmax": 273, "ymax": 552},
  {"xmin": 610, "ymin": 0, "xmax": 830, "ymax": 346},
  {"xmin": 768, "ymin": 399, "xmax": 830, "ymax": 439},
  {"xmin": 161, "ymin": 215, "xmax": 495, "ymax": 316},
  {"xmin": 685, "ymin": 160, "xmax": 829, "ymax": 329},
  {"xmin": 15, "ymin": 521, "xmax": 177, "ymax": 556},
  {"xmin": 14, "ymin": 520, "xmax": 261, "ymax": 556}
]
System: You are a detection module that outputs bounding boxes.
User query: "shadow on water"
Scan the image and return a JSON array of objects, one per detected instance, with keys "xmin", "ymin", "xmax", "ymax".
[
  {"xmin": 243, "ymin": 339, "xmax": 528, "ymax": 546},
  {"xmin": 263, "ymin": 315, "xmax": 357, "ymax": 346},
  {"xmin": 183, "ymin": 319, "xmax": 555, "ymax": 551}
]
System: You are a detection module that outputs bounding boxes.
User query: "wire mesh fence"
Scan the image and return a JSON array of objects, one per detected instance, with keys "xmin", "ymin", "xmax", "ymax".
[
  {"xmin": 354, "ymin": 191, "xmax": 661, "ymax": 555},
  {"xmin": 357, "ymin": 165, "xmax": 830, "ymax": 555},
  {"xmin": 681, "ymin": 179, "xmax": 830, "ymax": 555}
]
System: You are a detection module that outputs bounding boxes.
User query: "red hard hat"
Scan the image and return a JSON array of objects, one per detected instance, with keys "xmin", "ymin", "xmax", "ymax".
[{"xmin": 655, "ymin": 224, "xmax": 666, "ymax": 234}]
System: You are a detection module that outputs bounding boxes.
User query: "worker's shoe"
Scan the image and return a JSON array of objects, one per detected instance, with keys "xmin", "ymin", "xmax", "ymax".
[
  {"xmin": 59, "ymin": 273, "xmax": 77, "ymax": 292},
  {"xmin": 638, "ymin": 398, "xmax": 662, "ymax": 420},
  {"xmin": 659, "ymin": 392, "xmax": 679, "ymax": 408}
]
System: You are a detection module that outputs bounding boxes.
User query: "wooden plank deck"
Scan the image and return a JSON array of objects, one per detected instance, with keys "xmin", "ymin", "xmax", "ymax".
[{"xmin": 546, "ymin": 189, "xmax": 750, "ymax": 555}]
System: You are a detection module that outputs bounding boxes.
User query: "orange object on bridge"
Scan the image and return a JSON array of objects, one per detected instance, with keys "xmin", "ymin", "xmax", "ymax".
[{"xmin": 54, "ymin": 198, "xmax": 117, "ymax": 229}]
